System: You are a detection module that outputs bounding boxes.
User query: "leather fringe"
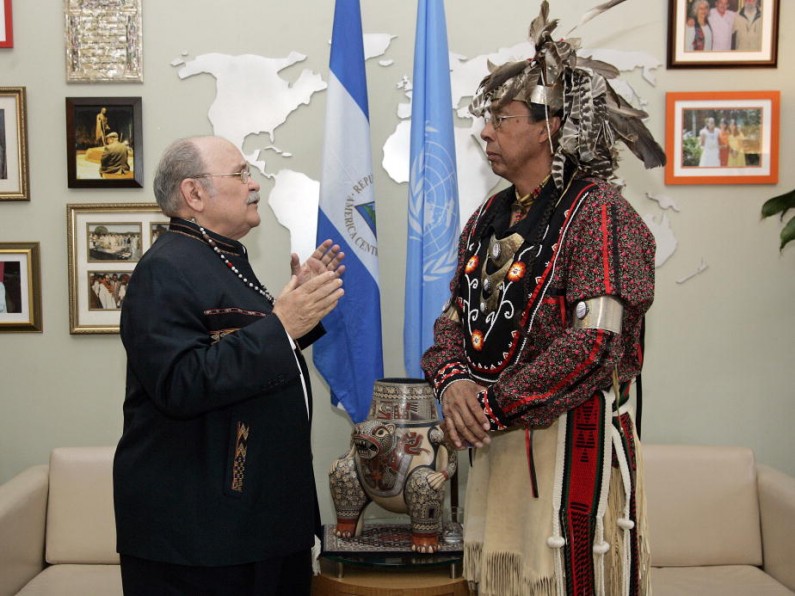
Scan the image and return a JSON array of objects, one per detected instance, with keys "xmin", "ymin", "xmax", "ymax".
[
  {"xmin": 464, "ymin": 541, "xmax": 483, "ymax": 585},
  {"xmin": 469, "ymin": 545, "xmax": 558, "ymax": 596}
]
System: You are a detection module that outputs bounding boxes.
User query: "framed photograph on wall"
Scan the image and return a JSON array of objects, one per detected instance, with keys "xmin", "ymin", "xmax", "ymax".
[
  {"xmin": 668, "ymin": 0, "xmax": 780, "ymax": 68},
  {"xmin": 0, "ymin": 242, "xmax": 42, "ymax": 333},
  {"xmin": 0, "ymin": 0, "xmax": 13, "ymax": 48},
  {"xmin": 67, "ymin": 203, "xmax": 167, "ymax": 334},
  {"xmin": 0, "ymin": 87, "xmax": 29, "ymax": 201},
  {"xmin": 665, "ymin": 90, "xmax": 779, "ymax": 185},
  {"xmin": 65, "ymin": 97, "xmax": 143, "ymax": 189}
]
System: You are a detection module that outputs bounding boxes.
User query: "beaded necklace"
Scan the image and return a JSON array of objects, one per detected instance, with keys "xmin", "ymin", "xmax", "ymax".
[
  {"xmin": 510, "ymin": 174, "xmax": 551, "ymax": 226},
  {"xmin": 197, "ymin": 224, "xmax": 275, "ymax": 305}
]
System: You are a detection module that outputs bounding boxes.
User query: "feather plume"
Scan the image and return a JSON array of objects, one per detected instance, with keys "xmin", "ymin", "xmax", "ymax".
[
  {"xmin": 605, "ymin": 99, "xmax": 649, "ymax": 122},
  {"xmin": 469, "ymin": 0, "xmax": 667, "ymax": 182},
  {"xmin": 573, "ymin": 56, "xmax": 620, "ymax": 80},
  {"xmin": 528, "ymin": 0, "xmax": 553, "ymax": 46},
  {"xmin": 606, "ymin": 112, "xmax": 667, "ymax": 168},
  {"xmin": 567, "ymin": 0, "xmax": 629, "ymax": 36},
  {"xmin": 602, "ymin": 82, "xmax": 650, "ymax": 119},
  {"xmin": 486, "ymin": 61, "xmax": 533, "ymax": 92}
]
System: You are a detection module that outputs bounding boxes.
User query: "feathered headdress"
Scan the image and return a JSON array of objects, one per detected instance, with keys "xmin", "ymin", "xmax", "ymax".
[{"xmin": 469, "ymin": 0, "xmax": 666, "ymax": 189}]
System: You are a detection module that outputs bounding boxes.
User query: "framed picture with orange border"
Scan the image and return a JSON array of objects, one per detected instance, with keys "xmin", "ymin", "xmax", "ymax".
[{"xmin": 665, "ymin": 90, "xmax": 779, "ymax": 185}]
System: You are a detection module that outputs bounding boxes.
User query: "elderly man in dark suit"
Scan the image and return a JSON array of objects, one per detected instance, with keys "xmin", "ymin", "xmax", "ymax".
[{"xmin": 114, "ymin": 136, "xmax": 345, "ymax": 595}]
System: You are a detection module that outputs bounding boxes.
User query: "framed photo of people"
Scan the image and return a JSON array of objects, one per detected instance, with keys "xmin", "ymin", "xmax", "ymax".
[
  {"xmin": 67, "ymin": 203, "xmax": 167, "ymax": 334},
  {"xmin": 0, "ymin": 87, "xmax": 29, "ymax": 201},
  {"xmin": 668, "ymin": 0, "xmax": 780, "ymax": 68},
  {"xmin": 0, "ymin": 242, "xmax": 42, "ymax": 333},
  {"xmin": 665, "ymin": 90, "xmax": 779, "ymax": 185},
  {"xmin": 65, "ymin": 97, "xmax": 143, "ymax": 189},
  {"xmin": 0, "ymin": 0, "xmax": 13, "ymax": 48}
]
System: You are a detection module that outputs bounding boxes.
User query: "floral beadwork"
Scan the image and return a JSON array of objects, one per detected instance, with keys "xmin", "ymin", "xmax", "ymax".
[
  {"xmin": 470, "ymin": 330, "xmax": 484, "ymax": 351},
  {"xmin": 465, "ymin": 255, "xmax": 480, "ymax": 274},
  {"xmin": 507, "ymin": 261, "xmax": 526, "ymax": 282}
]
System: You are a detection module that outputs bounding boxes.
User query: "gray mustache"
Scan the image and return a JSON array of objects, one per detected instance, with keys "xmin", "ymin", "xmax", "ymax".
[{"xmin": 246, "ymin": 192, "xmax": 260, "ymax": 205}]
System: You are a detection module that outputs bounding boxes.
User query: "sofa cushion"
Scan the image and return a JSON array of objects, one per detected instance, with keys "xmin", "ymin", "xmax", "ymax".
[
  {"xmin": 16, "ymin": 564, "xmax": 122, "ymax": 596},
  {"xmin": 46, "ymin": 447, "xmax": 119, "ymax": 565},
  {"xmin": 651, "ymin": 565, "xmax": 793, "ymax": 595},
  {"xmin": 644, "ymin": 444, "xmax": 762, "ymax": 567}
]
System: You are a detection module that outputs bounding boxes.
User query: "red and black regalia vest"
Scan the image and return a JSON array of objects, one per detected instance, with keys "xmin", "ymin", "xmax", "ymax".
[{"xmin": 455, "ymin": 176, "xmax": 595, "ymax": 386}]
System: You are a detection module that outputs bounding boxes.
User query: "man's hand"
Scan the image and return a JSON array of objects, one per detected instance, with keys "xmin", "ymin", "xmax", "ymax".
[
  {"xmin": 441, "ymin": 380, "xmax": 492, "ymax": 450},
  {"xmin": 291, "ymin": 240, "xmax": 345, "ymax": 287},
  {"xmin": 273, "ymin": 271, "xmax": 343, "ymax": 339}
]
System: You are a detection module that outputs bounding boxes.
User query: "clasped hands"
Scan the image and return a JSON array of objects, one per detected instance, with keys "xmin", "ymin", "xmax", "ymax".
[
  {"xmin": 272, "ymin": 239, "xmax": 345, "ymax": 339},
  {"xmin": 441, "ymin": 380, "xmax": 492, "ymax": 450}
]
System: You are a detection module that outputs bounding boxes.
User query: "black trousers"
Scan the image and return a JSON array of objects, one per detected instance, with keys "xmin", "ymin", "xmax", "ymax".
[{"xmin": 120, "ymin": 550, "xmax": 312, "ymax": 596}]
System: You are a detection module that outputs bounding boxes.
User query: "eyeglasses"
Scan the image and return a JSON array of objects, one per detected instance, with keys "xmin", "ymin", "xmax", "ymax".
[
  {"xmin": 189, "ymin": 168, "xmax": 252, "ymax": 184},
  {"xmin": 482, "ymin": 114, "xmax": 532, "ymax": 130}
]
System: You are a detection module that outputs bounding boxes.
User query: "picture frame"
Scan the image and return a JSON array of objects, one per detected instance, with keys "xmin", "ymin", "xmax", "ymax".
[
  {"xmin": 67, "ymin": 203, "xmax": 167, "ymax": 334},
  {"xmin": 0, "ymin": 86, "xmax": 29, "ymax": 201},
  {"xmin": 0, "ymin": 0, "xmax": 12, "ymax": 48},
  {"xmin": 665, "ymin": 90, "xmax": 779, "ymax": 185},
  {"xmin": 65, "ymin": 97, "xmax": 143, "ymax": 188},
  {"xmin": 668, "ymin": 0, "xmax": 780, "ymax": 68},
  {"xmin": 65, "ymin": 0, "xmax": 143, "ymax": 83},
  {"xmin": 0, "ymin": 242, "xmax": 42, "ymax": 333}
]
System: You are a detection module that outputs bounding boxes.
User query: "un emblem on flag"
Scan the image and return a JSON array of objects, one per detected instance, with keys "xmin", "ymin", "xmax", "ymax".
[{"xmin": 408, "ymin": 126, "xmax": 459, "ymax": 283}]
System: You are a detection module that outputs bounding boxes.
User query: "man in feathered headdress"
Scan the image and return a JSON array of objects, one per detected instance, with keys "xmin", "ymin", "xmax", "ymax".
[{"xmin": 422, "ymin": 2, "xmax": 664, "ymax": 594}]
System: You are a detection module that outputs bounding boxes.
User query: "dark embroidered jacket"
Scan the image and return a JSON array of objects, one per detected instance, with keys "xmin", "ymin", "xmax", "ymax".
[{"xmin": 114, "ymin": 218, "xmax": 322, "ymax": 566}]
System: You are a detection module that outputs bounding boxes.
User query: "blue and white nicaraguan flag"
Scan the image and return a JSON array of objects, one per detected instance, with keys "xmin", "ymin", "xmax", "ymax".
[
  {"xmin": 314, "ymin": 0, "xmax": 384, "ymax": 424},
  {"xmin": 404, "ymin": 0, "xmax": 460, "ymax": 378}
]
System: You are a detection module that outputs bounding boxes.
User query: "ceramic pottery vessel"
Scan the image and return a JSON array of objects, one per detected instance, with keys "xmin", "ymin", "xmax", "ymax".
[{"xmin": 329, "ymin": 378, "xmax": 457, "ymax": 553}]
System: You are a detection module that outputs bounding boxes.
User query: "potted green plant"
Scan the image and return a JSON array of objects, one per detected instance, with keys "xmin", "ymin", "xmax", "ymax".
[{"xmin": 761, "ymin": 189, "xmax": 795, "ymax": 251}]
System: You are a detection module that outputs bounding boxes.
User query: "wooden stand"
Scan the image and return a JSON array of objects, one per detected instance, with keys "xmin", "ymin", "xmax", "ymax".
[{"xmin": 312, "ymin": 558, "xmax": 470, "ymax": 596}]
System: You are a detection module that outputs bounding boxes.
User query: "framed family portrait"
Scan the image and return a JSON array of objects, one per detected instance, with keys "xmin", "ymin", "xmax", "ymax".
[
  {"xmin": 668, "ymin": 0, "xmax": 780, "ymax": 68},
  {"xmin": 665, "ymin": 90, "xmax": 779, "ymax": 185},
  {"xmin": 65, "ymin": 96, "xmax": 143, "ymax": 189},
  {"xmin": 0, "ymin": 87, "xmax": 29, "ymax": 201},
  {"xmin": 0, "ymin": 242, "xmax": 42, "ymax": 333},
  {"xmin": 67, "ymin": 203, "xmax": 167, "ymax": 334},
  {"xmin": 0, "ymin": 0, "xmax": 13, "ymax": 48}
]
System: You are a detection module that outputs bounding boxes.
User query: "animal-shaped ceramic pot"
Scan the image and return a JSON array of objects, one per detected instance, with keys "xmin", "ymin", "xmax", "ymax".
[{"xmin": 329, "ymin": 378, "xmax": 457, "ymax": 553}]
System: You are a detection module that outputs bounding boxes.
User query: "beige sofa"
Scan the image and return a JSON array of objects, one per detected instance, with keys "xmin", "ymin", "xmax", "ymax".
[
  {"xmin": 1, "ymin": 444, "xmax": 793, "ymax": 595},
  {"xmin": 645, "ymin": 444, "xmax": 795, "ymax": 595},
  {"xmin": 0, "ymin": 447, "xmax": 120, "ymax": 596}
]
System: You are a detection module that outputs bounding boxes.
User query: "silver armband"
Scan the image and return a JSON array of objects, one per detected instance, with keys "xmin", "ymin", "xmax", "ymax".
[{"xmin": 572, "ymin": 296, "xmax": 623, "ymax": 334}]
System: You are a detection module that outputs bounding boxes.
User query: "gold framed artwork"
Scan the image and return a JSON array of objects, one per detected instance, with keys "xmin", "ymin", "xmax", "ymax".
[
  {"xmin": 0, "ymin": 87, "xmax": 29, "ymax": 201},
  {"xmin": 667, "ymin": 0, "xmax": 780, "ymax": 68},
  {"xmin": 67, "ymin": 203, "xmax": 167, "ymax": 334},
  {"xmin": 65, "ymin": 0, "xmax": 143, "ymax": 82},
  {"xmin": 665, "ymin": 90, "xmax": 779, "ymax": 185},
  {"xmin": 0, "ymin": 242, "xmax": 42, "ymax": 333}
]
